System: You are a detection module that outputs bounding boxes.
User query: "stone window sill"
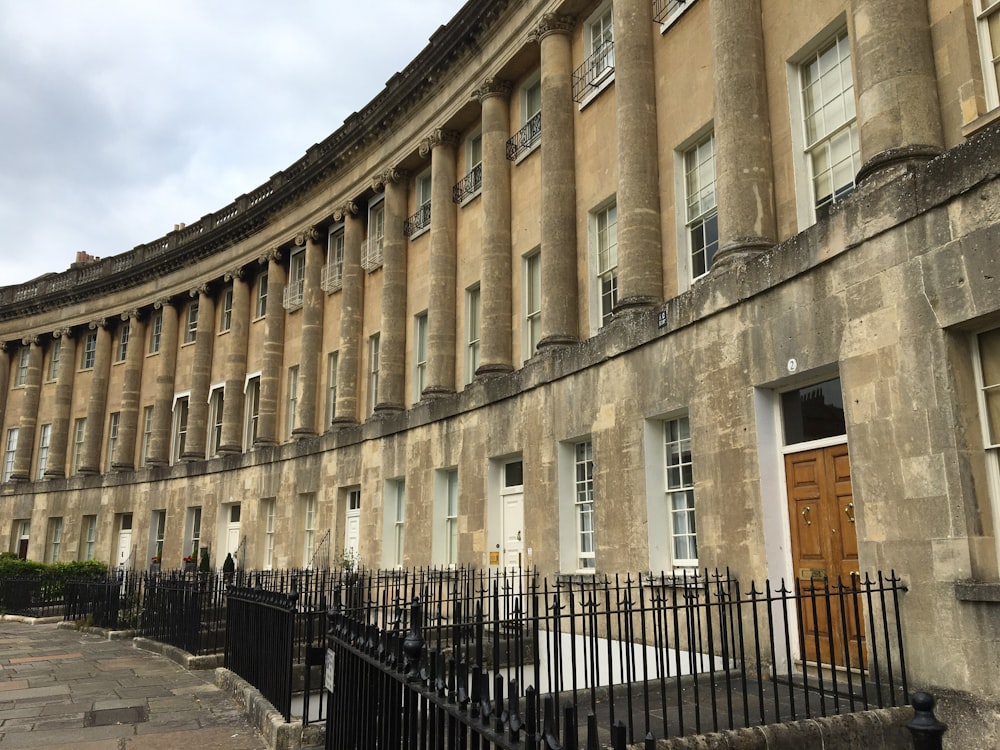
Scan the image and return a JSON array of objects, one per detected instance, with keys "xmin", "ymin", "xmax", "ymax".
[
  {"xmin": 961, "ymin": 107, "xmax": 1000, "ymax": 139},
  {"xmin": 954, "ymin": 580, "xmax": 1000, "ymax": 603}
]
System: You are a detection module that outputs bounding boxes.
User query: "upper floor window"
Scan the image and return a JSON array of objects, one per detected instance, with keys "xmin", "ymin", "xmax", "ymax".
[
  {"xmin": 284, "ymin": 251, "xmax": 305, "ymax": 310},
  {"xmin": 975, "ymin": 0, "xmax": 1000, "ymax": 111},
  {"xmin": 453, "ymin": 132, "xmax": 483, "ymax": 204},
  {"xmin": 653, "ymin": 0, "xmax": 696, "ymax": 29},
  {"xmin": 149, "ymin": 311, "xmax": 162, "ymax": 354},
  {"xmin": 208, "ymin": 387, "xmax": 224, "ymax": 457},
  {"xmin": 72, "ymin": 417, "xmax": 86, "ymax": 474},
  {"xmin": 574, "ymin": 2, "xmax": 615, "ymax": 102},
  {"xmin": 15, "ymin": 347, "xmax": 29, "ymax": 386},
  {"xmin": 115, "ymin": 321, "xmax": 130, "ymax": 362},
  {"xmin": 106, "ymin": 412, "xmax": 120, "ymax": 472},
  {"xmin": 466, "ymin": 286, "xmax": 480, "ymax": 385},
  {"xmin": 244, "ymin": 375, "xmax": 261, "ymax": 450},
  {"xmin": 220, "ymin": 288, "xmax": 233, "ymax": 332},
  {"xmin": 36, "ymin": 424, "xmax": 51, "ymax": 480},
  {"xmin": 171, "ymin": 397, "xmax": 189, "ymax": 464},
  {"xmin": 508, "ymin": 75, "xmax": 542, "ymax": 161},
  {"xmin": 81, "ymin": 332, "xmax": 97, "ymax": 370},
  {"xmin": 592, "ymin": 202, "xmax": 619, "ymax": 328},
  {"xmin": 2, "ymin": 428, "xmax": 18, "ymax": 482},
  {"xmin": 524, "ymin": 251, "xmax": 542, "ymax": 361},
  {"xmin": 414, "ymin": 313, "xmax": 428, "ymax": 401},
  {"xmin": 405, "ymin": 172, "xmax": 432, "ymax": 237},
  {"xmin": 141, "ymin": 405, "xmax": 154, "ymax": 468},
  {"xmin": 47, "ymin": 339, "xmax": 61, "ymax": 381},
  {"xmin": 975, "ymin": 328, "xmax": 1000, "ymax": 566},
  {"xmin": 286, "ymin": 366, "xmax": 299, "ymax": 439},
  {"xmin": 574, "ymin": 440, "xmax": 596, "ymax": 570},
  {"xmin": 683, "ymin": 132, "xmax": 718, "ymax": 281},
  {"xmin": 322, "ymin": 227, "xmax": 345, "ymax": 292},
  {"xmin": 184, "ymin": 302, "xmax": 199, "ymax": 344},
  {"xmin": 326, "ymin": 353, "xmax": 338, "ymax": 426},
  {"xmin": 368, "ymin": 334, "xmax": 380, "ymax": 416},
  {"xmin": 799, "ymin": 29, "xmax": 859, "ymax": 219},
  {"xmin": 363, "ymin": 200, "xmax": 385, "ymax": 271},
  {"xmin": 255, "ymin": 272, "xmax": 269, "ymax": 318},
  {"xmin": 665, "ymin": 416, "xmax": 697, "ymax": 568}
]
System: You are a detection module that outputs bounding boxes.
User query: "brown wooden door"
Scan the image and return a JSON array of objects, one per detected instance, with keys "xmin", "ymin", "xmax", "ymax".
[{"xmin": 786, "ymin": 445, "xmax": 864, "ymax": 666}]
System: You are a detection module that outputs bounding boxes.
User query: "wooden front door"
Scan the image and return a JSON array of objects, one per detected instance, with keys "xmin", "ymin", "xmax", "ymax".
[{"xmin": 786, "ymin": 444, "xmax": 863, "ymax": 666}]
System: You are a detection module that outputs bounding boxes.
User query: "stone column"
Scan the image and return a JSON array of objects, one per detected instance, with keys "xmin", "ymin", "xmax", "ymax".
[
  {"xmin": 148, "ymin": 299, "xmax": 179, "ymax": 466},
  {"xmin": 182, "ymin": 284, "xmax": 215, "ymax": 460},
  {"xmin": 0, "ymin": 343, "xmax": 7, "ymax": 437},
  {"xmin": 293, "ymin": 227, "xmax": 324, "ymax": 438},
  {"xmin": 10, "ymin": 338, "xmax": 43, "ymax": 481},
  {"xmin": 536, "ymin": 14, "xmax": 579, "ymax": 349},
  {"xmin": 111, "ymin": 310, "xmax": 146, "ymax": 470},
  {"xmin": 79, "ymin": 320, "xmax": 112, "ymax": 475},
  {"xmin": 374, "ymin": 168, "xmax": 408, "ymax": 412},
  {"xmin": 333, "ymin": 202, "xmax": 363, "ymax": 428},
  {"xmin": 851, "ymin": 0, "xmax": 944, "ymax": 184},
  {"xmin": 257, "ymin": 250, "xmax": 286, "ymax": 446},
  {"xmin": 219, "ymin": 267, "xmax": 250, "ymax": 453},
  {"xmin": 44, "ymin": 329, "xmax": 76, "ymax": 478},
  {"xmin": 711, "ymin": 0, "xmax": 777, "ymax": 270},
  {"xmin": 421, "ymin": 128, "xmax": 460, "ymax": 397},
  {"xmin": 613, "ymin": 0, "xmax": 663, "ymax": 308},
  {"xmin": 476, "ymin": 77, "xmax": 514, "ymax": 375}
]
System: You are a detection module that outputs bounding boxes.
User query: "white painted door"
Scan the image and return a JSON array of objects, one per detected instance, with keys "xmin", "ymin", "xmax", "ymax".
[
  {"xmin": 344, "ymin": 489, "xmax": 361, "ymax": 568},
  {"xmin": 502, "ymin": 491, "xmax": 524, "ymax": 569},
  {"xmin": 226, "ymin": 504, "xmax": 241, "ymax": 565},
  {"xmin": 116, "ymin": 514, "xmax": 133, "ymax": 568}
]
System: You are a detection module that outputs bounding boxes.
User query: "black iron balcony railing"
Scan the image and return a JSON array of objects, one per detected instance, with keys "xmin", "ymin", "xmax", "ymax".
[
  {"xmin": 404, "ymin": 204, "xmax": 431, "ymax": 237},
  {"xmin": 452, "ymin": 163, "xmax": 482, "ymax": 204},
  {"xmin": 572, "ymin": 41, "xmax": 615, "ymax": 102},
  {"xmin": 506, "ymin": 111, "xmax": 542, "ymax": 161},
  {"xmin": 653, "ymin": 0, "xmax": 690, "ymax": 24}
]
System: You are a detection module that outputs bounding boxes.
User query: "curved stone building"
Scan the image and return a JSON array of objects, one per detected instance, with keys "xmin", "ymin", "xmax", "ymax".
[{"xmin": 2, "ymin": 0, "xmax": 1000, "ymax": 736}]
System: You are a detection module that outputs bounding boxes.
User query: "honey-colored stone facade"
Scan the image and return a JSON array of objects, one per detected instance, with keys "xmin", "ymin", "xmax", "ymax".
[{"xmin": 1, "ymin": 0, "xmax": 1000, "ymax": 741}]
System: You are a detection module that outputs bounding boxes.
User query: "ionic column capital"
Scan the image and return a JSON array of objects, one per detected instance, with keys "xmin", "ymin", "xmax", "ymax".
[
  {"xmin": 189, "ymin": 283, "xmax": 210, "ymax": 298},
  {"xmin": 419, "ymin": 129, "xmax": 461, "ymax": 158},
  {"xmin": 121, "ymin": 309, "xmax": 143, "ymax": 322},
  {"xmin": 531, "ymin": 13, "xmax": 575, "ymax": 42},
  {"xmin": 258, "ymin": 247, "xmax": 283, "ymax": 265},
  {"xmin": 294, "ymin": 226, "xmax": 321, "ymax": 246},
  {"xmin": 224, "ymin": 265, "xmax": 246, "ymax": 282},
  {"xmin": 333, "ymin": 201, "xmax": 360, "ymax": 222},
  {"xmin": 475, "ymin": 77, "xmax": 513, "ymax": 102},
  {"xmin": 153, "ymin": 296, "xmax": 175, "ymax": 310},
  {"xmin": 52, "ymin": 327, "xmax": 73, "ymax": 340},
  {"xmin": 21, "ymin": 335, "xmax": 40, "ymax": 347},
  {"xmin": 371, "ymin": 167, "xmax": 407, "ymax": 193},
  {"xmin": 88, "ymin": 318, "xmax": 108, "ymax": 331}
]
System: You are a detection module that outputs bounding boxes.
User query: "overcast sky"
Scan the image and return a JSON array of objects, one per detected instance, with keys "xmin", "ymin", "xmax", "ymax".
[{"xmin": 0, "ymin": 0, "xmax": 468, "ymax": 288}]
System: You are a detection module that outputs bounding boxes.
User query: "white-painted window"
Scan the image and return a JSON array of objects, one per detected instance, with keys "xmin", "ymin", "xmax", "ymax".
[
  {"xmin": 573, "ymin": 2, "xmax": 615, "ymax": 103},
  {"xmin": 255, "ymin": 272, "xmax": 269, "ymax": 318},
  {"xmin": 72, "ymin": 418, "xmax": 86, "ymax": 474},
  {"xmin": 974, "ymin": 0, "xmax": 1000, "ymax": 111},
  {"xmin": 48, "ymin": 518, "xmax": 63, "ymax": 563},
  {"xmin": 326, "ymin": 353, "xmax": 338, "ymax": 426},
  {"xmin": 414, "ymin": 313, "xmax": 428, "ymax": 401},
  {"xmin": 47, "ymin": 339, "xmax": 61, "ymax": 381},
  {"xmin": 106, "ymin": 412, "xmax": 120, "ymax": 472},
  {"xmin": 683, "ymin": 132, "xmax": 718, "ymax": 280},
  {"xmin": 363, "ymin": 199, "xmax": 385, "ymax": 271},
  {"xmin": 83, "ymin": 515, "xmax": 97, "ymax": 560},
  {"xmin": 386, "ymin": 479, "xmax": 406, "ymax": 568},
  {"xmin": 466, "ymin": 286, "xmax": 480, "ymax": 384},
  {"xmin": 574, "ymin": 440, "xmax": 596, "ymax": 570},
  {"xmin": 220, "ymin": 288, "xmax": 233, "ymax": 332},
  {"xmin": 524, "ymin": 251, "xmax": 541, "ymax": 360},
  {"xmin": 2, "ymin": 428, "xmax": 17, "ymax": 482},
  {"xmin": 187, "ymin": 506, "xmax": 202, "ymax": 561},
  {"xmin": 368, "ymin": 334, "xmax": 380, "ymax": 415},
  {"xmin": 323, "ymin": 227, "xmax": 345, "ymax": 292},
  {"xmin": 36, "ymin": 424, "xmax": 51, "ymax": 480},
  {"xmin": 286, "ymin": 366, "xmax": 299, "ymax": 439},
  {"xmin": 208, "ymin": 386, "xmax": 224, "ymax": 457},
  {"xmin": 116, "ymin": 321, "xmax": 130, "ymax": 362},
  {"xmin": 184, "ymin": 301, "xmax": 199, "ymax": 344},
  {"xmin": 15, "ymin": 346, "xmax": 29, "ymax": 385},
  {"xmin": 81, "ymin": 332, "xmax": 97, "ymax": 369},
  {"xmin": 975, "ymin": 328, "xmax": 1000, "ymax": 568},
  {"xmin": 592, "ymin": 202, "xmax": 618, "ymax": 329},
  {"xmin": 284, "ymin": 250, "xmax": 305, "ymax": 309},
  {"xmin": 244, "ymin": 375, "xmax": 260, "ymax": 450},
  {"xmin": 445, "ymin": 470, "xmax": 458, "ymax": 567},
  {"xmin": 302, "ymin": 493, "xmax": 317, "ymax": 568},
  {"xmin": 262, "ymin": 498, "xmax": 276, "ymax": 570},
  {"xmin": 140, "ymin": 406, "xmax": 154, "ymax": 467},
  {"xmin": 171, "ymin": 397, "xmax": 188, "ymax": 464},
  {"xmin": 149, "ymin": 310, "xmax": 162, "ymax": 353},
  {"xmin": 664, "ymin": 416, "xmax": 697, "ymax": 567}
]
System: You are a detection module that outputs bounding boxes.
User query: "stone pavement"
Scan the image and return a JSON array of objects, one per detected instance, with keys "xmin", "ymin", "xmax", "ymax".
[{"xmin": 0, "ymin": 619, "xmax": 267, "ymax": 750}]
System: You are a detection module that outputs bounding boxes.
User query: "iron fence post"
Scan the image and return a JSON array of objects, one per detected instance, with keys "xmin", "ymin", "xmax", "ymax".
[{"xmin": 906, "ymin": 692, "xmax": 946, "ymax": 750}]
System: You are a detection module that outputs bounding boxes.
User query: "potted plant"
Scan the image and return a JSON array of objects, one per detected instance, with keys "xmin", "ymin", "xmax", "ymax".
[
  {"xmin": 149, "ymin": 555, "xmax": 161, "ymax": 573},
  {"xmin": 183, "ymin": 555, "xmax": 196, "ymax": 573}
]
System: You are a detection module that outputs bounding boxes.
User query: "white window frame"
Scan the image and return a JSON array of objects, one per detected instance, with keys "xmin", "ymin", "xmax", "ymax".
[
  {"xmin": 255, "ymin": 272, "xmax": 269, "ymax": 319},
  {"xmin": 655, "ymin": 0, "xmax": 697, "ymax": 32},
  {"xmin": 576, "ymin": 1, "xmax": 615, "ymax": 106},
  {"xmin": 384, "ymin": 479, "xmax": 406, "ymax": 569},
  {"xmin": 81, "ymin": 332, "xmax": 97, "ymax": 369},
  {"xmin": 974, "ymin": 0, "xmax": 1000, "ymax": 111},
  {"xmin": 574, "ymin": 440, "xmax": 596, "ymax": 571},
  {"xmin": 36, "ymin": 423, "xmax": 51, "ymax": 480},
  {"xmin": 150, "ymin": 509, "xmax": 166, "ymax": 562},
  {"xmin": 171, "ymin": 394, "xmax": 189, "ymax": 464},
  {"xmin": 302, "ymin": 493, "xmax": 317, "ymax": 568},
  {"xmin": 787, "ymin": 23, "xmax": 859, "ymax": 229},
  {"xmin": 326, "ymin": 353, "xmax": 338, "ymax": 427},
  {"xmin": 47, "ymin": 339, "xmax": 61, "ymax": 381},
  {"xmin": 407, "ymin": 171, "xmax": 433, "ymax": 239},
  {"xmin": 523, "ymin": 250, "xmax": 542, "ymax": 362},
  {"xmin": 208, "ymin": 385, "xmax": 225, "ymax": 457},
  {"xmin": 457, "ymin": 131, "xmax": 483, "ymax": 205},
  {"xmin": 362, "ymin": 197, "xmax": 386, "ymax": 271},
  {"xmin": 184, "ymin": 301, "xmax": 199, "ymax": 344},
  {"xmin": 106, "ymin": 411, "xmax": 120, "ymax": 472},
  {"xmin": 16, "ymin": 347, "xmax": 29, "ymax": 386},
  {"xmin": 140, "ymin": 406, "xmax": 154, "ymax": 468},
  {"xmin": 414, "ymin": 313, "xmax": 428, "ymax": 401},
  {"xmin": 72, "ymin": 418, "xmax": 86, "ymax": 474},
  {"xmin": 284, "ymin": 250, "xmax": 306, "ymax": 309},
  {"xmin": 219, "ymin": 288, "xmax": 233, "ymax": 332},
  {"xmin": 186, "ymin": 506, "xmax": 202, "ymax": 561},
  {"xmin": 244, "ymin": 373, "xmax": 261, "ymax": 450},
  {"xmin": 974, "ymin": 328, "xmax": 1000, "ymax": 569},
  {"xmin": 262, "ymin": 498, "xmax": 276, "ymax": 570},
  {"xmin": 445, "ymin": 470, "xmax": 459, "ymax": 567},
  {"xmin": 48, "ymin": 517, "xmax": 63, "ymax": 563},
  {"xmin": 590, "ymin": 200, "xmax": 618, "ymax": 332},
  {"xmin": 678, "ymin": 130, "xmax": 718, "ymax": 284},
  {"xmin": 2, "ymin": 428, "xmax": 17, "ymax": 482},
  {"xmin": 286, "ymin": 366, "xmax": 299, "ymax": 439},
  {"xmin": 116, "ymin": 321, "xmax": 130, "ymax": 362},
  {"xmin": 83, "ymin": 515, "xmax": 97, "ymax": 560},
  {"xmin": 664, "ymin": 416, "xmax": 698, "ymax": 568},
  {"xmin": 149, "ymin": 310, "xmax": 162, "ymax": 353},
  {"xmin": 466, "ymin": 286, "xmax": 480, "ymax": 385},
  {"xmin": 368, "ymin": 333, "xmax": 380, "ymax": 416},
  {"xmin": 322, "ymin": 226, "xmax": 345, "ymax": 292}
]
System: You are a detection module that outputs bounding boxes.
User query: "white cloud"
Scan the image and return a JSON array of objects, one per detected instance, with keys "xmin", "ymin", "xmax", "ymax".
[{"xmin": 0, "ymin": 0, "xmax": 467, "ymax": 286}]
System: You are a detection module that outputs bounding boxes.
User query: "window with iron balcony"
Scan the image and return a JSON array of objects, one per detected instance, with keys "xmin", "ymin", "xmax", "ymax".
[{"xmin": 573, "ymin": 4, "xmax": 615, "ymax": 103}]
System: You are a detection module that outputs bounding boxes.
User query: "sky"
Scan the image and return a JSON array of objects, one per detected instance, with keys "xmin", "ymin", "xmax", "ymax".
[{"xmin": 0, "ymin": 0, "xmax": 469, "ymax": 288}]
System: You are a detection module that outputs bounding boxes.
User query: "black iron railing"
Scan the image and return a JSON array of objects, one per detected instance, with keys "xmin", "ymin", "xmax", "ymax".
[
  {"xmin": 572, "ymin": 42, "xmax": 615, "ymax": 102},
  {"xmin": 452, "ymin": 164, "xmax": 482, "ymax": 204},
  {"xmin": 325, "ymin": 568, "xmax": 908, "ymax": 749},
  {"xmin": 653, "ymin": 0, "xmax": 691, "ymax": 25},
  {"xmin": 507, "ymin": 112, "xmax": 542, "ymax": 161},
  {"xmin": 0, "ymin": 575, "xmax": 63, "ymax": 617},
  {"xmin": 404, "ymin": 204, "xmax": 431, "ymax": 236}
]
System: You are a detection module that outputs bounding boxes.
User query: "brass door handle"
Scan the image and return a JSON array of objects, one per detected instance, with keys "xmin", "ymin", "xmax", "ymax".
[
  {"xmin": 801, "ymin": 506, "xmax": 812, "ymax": 526},
  {"xmin": 844, "ymin": 502, "xmax": 855, "ymax": 524}
]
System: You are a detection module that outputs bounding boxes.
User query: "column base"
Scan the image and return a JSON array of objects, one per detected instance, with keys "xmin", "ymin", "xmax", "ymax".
[
  {"xmin": 374, "ymin": 403, "xmax": 405, "ymax": 415},
  {"xmin": 42, "ymin": 469, "xmax": 66, "ymax": 479},
  {"xmin": 536, "ymin": 334, "xmax": 578, "ymax": 351},
  {"xmin": 475, "ymin": 363, "xmax": 514, "ymax": 378},
  {"xmin": 331, "ymin": 417, "xmax": 358, "ymax": 430},
  {"xmin": 855, "ymin": 145, "xmax": 942, "ymax": 187},
  {"xmin": 615, "ymin": 295, "xmax": 660, "ymax": 312},
  {"xmin": 216, "ymin": 445, "xmax": 242, "ymax": 455},
  {"xmin": 291, "ymin": 428, "xmax": 318, "ymax": 440},
  {"xmin": 7, "ymin": 473, "xmax": 29, "ymax": 483},
  {"xmin": 180, "ymin": 451, "xmax": 204, "ymax": 462},
  {"xmin": 252, "ymin": 439, "xmax": 278, "ymax": 448},
  {"xmin": 712, "ymin": 238, "xmax": 773, "ymax": 272},
  {"xmin": 110, "ymin": 462, "xmax": 136, "ymax": 472},
  {"xmin": 421, "ymin": 386, "xmax": 454, "ymax": 399},
  {"xmin": 77, "ymin": 467, "xmax": 100, "ymax": 476}
]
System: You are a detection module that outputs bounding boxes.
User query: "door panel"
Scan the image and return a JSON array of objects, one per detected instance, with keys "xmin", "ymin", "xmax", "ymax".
[
  {"xmin": 786, "ymin": 445, "xmax": 864, "ymax": 667},
  {"xmin": 502, "ymin": 492, "xmax": 524, "ymax": 569}
]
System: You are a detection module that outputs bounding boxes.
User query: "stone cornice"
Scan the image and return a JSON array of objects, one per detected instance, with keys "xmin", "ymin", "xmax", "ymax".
[{"xmin": 0, "ymin": 0, "xmax": 519, "ymax": 324}]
